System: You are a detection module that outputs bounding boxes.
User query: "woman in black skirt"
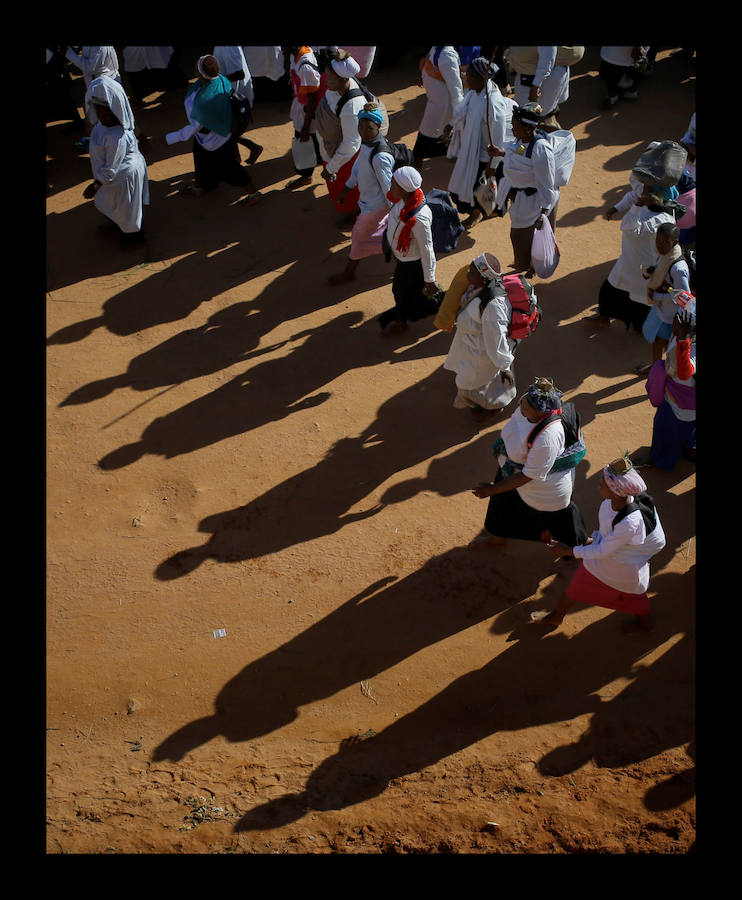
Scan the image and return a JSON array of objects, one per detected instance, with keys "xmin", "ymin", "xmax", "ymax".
[
  {"xmin": 376, "ymin": 166, "xmax": 442, "ymax": 335},
  {"xmin": 165, "ymin": 54, "xmax": 261, "ymax": 205},
  {"xmin": 471, "ymin": 377, "xmax": 587, "ymax": 549}
]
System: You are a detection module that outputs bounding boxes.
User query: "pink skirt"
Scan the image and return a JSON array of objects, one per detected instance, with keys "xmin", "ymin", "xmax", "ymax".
[
  {"xmin": 350, "ymin": 206, "xmax": 389, "ymax": 259},
  {"xmin": 565, "ymin": 562, "xmax": 650, "ymax": 616}
]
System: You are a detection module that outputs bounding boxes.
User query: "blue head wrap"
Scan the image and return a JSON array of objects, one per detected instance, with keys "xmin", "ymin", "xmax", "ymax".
[
  {"xmin": 358, "ymin": 106, "xmax": 384, "ymax": 126},
  {"xmin": 524, "ymin": 377, "xmax": 563, "ymax": 414}
]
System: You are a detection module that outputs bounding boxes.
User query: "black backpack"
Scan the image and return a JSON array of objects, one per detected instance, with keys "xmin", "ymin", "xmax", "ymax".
[
  {"xmin": 382, "ymin": 189, "xmax": 465, "ymax": 261},
  {"xmin": 367, "ymin": 135, "xmax": 415, "ymax": 171},
  {"xmin": 229, "ymin": 88, "xmax": 252, "ymax": 137},
  {"xmin": 527, "ymin": 402, "xmax": 582, "ymax": 449},
  {"xmin": 526, "ymin": 402, "xmax": 586, "ymax": 472},
  {"xmin": 611, "ymin": 492, "xmax": 657, "ymax": 535}
]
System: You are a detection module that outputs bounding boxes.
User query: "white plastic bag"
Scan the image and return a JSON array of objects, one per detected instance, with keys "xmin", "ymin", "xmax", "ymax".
[
  {"xmin": 530, "ymin": 215, "xmax": 560, "ymax": 278},
  {"xmin": 291, "ymin": 135, "xmax": 318, "ymax": 171},
  {"xmin": 473, "ymin": 174, "xmax": 498, "ymax": 217}
]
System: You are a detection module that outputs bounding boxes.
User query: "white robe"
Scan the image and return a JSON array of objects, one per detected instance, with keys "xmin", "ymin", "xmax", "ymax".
[
  {"xmin": 89, "ymin": 124, "xmax": 149, "ymax": 233},
  {"xmin": 444, "ymin": 285, "xmax": 517, "ymax": 409},
  {"xmin": 513, "ymin": 46, "xmax": 569, "ymax": 115},
  {"xmin": 242, "ymin": 46, "xmax": 284, "ymax": 81},
  {"xmin": 495, "ymin": 136, "xmax": 559, "ymax": 228},
  {"xmin": 122, "ymin": 47, "xmax": 173, "ymax": 72},
  {"xmin": 419, "ymin": 46, "xmax": 464, "ymax": 138},
  {"xmin": 447, "ymin": 84, "xmax": 513, "ymax": 207},
  {"xmin": 66, "ymin": 46, "xmax": 121, "ymax": 89}
]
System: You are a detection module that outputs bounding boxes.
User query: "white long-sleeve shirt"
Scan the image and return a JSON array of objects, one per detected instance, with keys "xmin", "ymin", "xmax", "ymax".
[
  {"xmin": 213, "ymin": 46, "xmax": 253, "ymax": 105},
  {"xmin": 165, "ymin": 91, "xmax": 230, "ymax": 150},
  {"xmin": 319, "ymin": 80, "xmax": 366, "ymax": 175},
  {"xmin": 513, "ymin": 46, "xmax": 569, "ymax": 115},
  {"xmin": 498, "ymin": 405, "xmax": 576, "ymax": 511},
  {"xmin": 574, "ymin": 498, "xmax": 666, "ymax": 594},
  {"xmin": 345, "ymin": 143, "xmax": 394, "ymax": 213},
  {"xmin": 386, "ymin": 199, "xmax": 436, "ymax": 281}
]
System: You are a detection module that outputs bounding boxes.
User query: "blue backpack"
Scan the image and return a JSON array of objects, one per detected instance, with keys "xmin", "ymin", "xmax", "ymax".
[{"xmin": 382, "ymin": 188, "xmax": 464, "ymax": 261}]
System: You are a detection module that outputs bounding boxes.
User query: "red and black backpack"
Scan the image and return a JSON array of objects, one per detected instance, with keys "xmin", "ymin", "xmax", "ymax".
[{"xmin": 479, "ymin": 274, "xmax": 541, "ymax": 340}]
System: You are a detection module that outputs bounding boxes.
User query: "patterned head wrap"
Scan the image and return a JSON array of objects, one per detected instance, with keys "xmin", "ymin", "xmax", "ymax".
[
  {"xmin": 472, "ymin": 253, "xmax": 501, "ymax": 281},
  {"xmin": 524, "ymin": 377, "xmax": 563, "ymax": 414},
  {"xmin": 358, "ymin": 104, "xmax": 384, "ymax": 126},
  {"xmin": 602, "ymin": 453, "xmax": 647, "ymax": 497},
  {"xmin": 512, "ymin": 102, "xmax": 543, "ymax": 128},
  {"xmin": 468, "ymin": 56, "xmax": 499, "ymax": 80}
]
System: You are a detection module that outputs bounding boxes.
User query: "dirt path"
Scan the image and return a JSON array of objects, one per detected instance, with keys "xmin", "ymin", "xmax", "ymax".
[{"xmin": 46, "ymin": 46, "xmax": 695, "ymax": 854}]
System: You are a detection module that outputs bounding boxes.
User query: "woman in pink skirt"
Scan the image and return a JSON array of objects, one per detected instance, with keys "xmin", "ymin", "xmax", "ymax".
[
  {"xmin": 532, "ymin": 455, "xmax": 666, "ymax": 632},
  {"xmin": 328, "ymin": 102, "xmax": 394, "ymax": 285}
]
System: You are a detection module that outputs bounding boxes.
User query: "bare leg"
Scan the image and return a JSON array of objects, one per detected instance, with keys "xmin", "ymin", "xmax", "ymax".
[
  {"xmin": 530, "ymin": 592, "xmax": 579, "ymax": 629},
  {"xmin": 328, "ymin": 257, "xmax": 360, "ymax": 285}
]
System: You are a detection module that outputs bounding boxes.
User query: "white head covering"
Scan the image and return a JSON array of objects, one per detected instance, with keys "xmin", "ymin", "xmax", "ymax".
[
  {"xmin": 602, "ymin": 456, "xmax": 647, "ymax": 498},
  {"xmin": 473, "ymin": 253, "xmax": 501, "ymax": 281},
  {"xmin": 85, "ymin": 75, "xmax": 136, "ymax": 131},
  {"xmin": 197, "ymin": 55, "xmax": 219, "ymax": 79},
  {"xmin": 392, "ymin": 166, "xmax": 422, "ymax": 192},
  {"xmin": 331, "ymin": 54, "xmax": 361, "ymax": 79},
  {"xmin": 87, "ymin": 46, "xmax": 120, "ymax": 80}
]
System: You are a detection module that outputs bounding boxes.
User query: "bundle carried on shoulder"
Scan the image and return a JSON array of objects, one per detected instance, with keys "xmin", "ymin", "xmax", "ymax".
[
  {"xmin": 504, "ymin": 46, "xmax": 584, "ymax": 75},
  {"xmin": 632, "ymin": 141, "xmax": 688, "ymax": 189}
]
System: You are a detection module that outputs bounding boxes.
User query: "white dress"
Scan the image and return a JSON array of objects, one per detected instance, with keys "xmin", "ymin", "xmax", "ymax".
[
  {"xmin": 607, "ymin": 188, "xmax": 675, "ymax": 303},
  {"xmin": 89, "ymin": 124, "xmax": 149, "ymax": 233},
  {"xmin": 512, "ymin": 47, "xmax": 569, "ymax": 116},
  {"xmin": 444, "ymin": 285, "xmax": 517, "ymax": 409},
  {"xmin": 213, "ymin": 46, "xmax": 254, "ymax": 105}
]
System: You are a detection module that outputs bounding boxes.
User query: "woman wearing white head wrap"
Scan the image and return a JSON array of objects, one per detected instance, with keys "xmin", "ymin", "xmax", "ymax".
[
  {"xmin": 442, "ymin": 252, "xmax": 521, "ymax": 415},
  {"xmin": 533, "ymin": 453, "xmax": 666, "ymax": 633},
  {"xmin": 317, "ymin": 49, "xmax": 375, "ymax": 217},
  {"xmin": 82, "ymin": 77, "xmax": 149, "ymax": 242},
  {"xmin": 65, "ymin": 46, "xmax": 122, "ymax": 89},
  {"xmin": 376, "ymin": 167, "xmax": 442, "ymax": 334}
]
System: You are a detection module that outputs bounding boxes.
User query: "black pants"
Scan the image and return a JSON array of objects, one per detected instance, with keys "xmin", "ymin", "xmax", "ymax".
[
  {"xmin": 377, "ymin": 259, "xmax": 440, "ymax": 328},
  {"xmin": 193, "ymin": 136, "xmax": 253, "ymax": 192},
  {"xmin": 599, "ymin": 59, "xmax": 637, "ymax": 96}
]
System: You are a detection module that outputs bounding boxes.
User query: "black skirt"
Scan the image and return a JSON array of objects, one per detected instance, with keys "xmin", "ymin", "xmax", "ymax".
[
  {"xmin": 193, "ymin": 136, "xmax": 252, "ymax": 192},
  {"xmin": 598, "ymin": 278, "xmax": 651, "ymax": 331},
  {"xmin": 412, "ymin": 131, "xmax": 449, "ymax": 161},
  {"xmin": 377, "ymin": 259, "xmax": 440, "ymax": 328},
  {"xmin": 483, "ymin": 468, "xmax": 587, "ymax": 545}
]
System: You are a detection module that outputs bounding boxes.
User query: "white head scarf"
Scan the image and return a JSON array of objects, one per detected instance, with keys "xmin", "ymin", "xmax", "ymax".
[
  {"xmin": 602, "ymin": 457, "xmax": 647, "ymax": 497},
  {"xmin": 331, "ymin": 55, "xmax": 361, "ymax": 79},
  {"xmin": 85, "ymin": 75, "xmax": 136, "ymax": 131},
  {"xmin": 392, "ymin": 166, "xmax": 422, "ymax": 192},
  {"xmin": 87, "ymin": 46, "xmax": 120, "ymax": 80}
]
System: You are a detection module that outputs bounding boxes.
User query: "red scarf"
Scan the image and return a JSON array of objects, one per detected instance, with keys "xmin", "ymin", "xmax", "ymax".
[{"xmin": 387, "ymin": 187, "xmax": 425, "ymax": 254}]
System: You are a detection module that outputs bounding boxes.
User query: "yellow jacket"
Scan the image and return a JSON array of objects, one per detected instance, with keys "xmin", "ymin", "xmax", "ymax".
[{"xmin": 434, "ymin": 264, "xmax": 471, "ymax": 332}]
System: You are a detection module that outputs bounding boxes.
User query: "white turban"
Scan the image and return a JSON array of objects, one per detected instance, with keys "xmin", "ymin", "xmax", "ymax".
[
  {"xmin": 392, "ymin": 166, "xmax": 422, "ymax": 192},
  {"xmin": 331, "ymin": 55, "xmax": 361, "ymax": 79}
]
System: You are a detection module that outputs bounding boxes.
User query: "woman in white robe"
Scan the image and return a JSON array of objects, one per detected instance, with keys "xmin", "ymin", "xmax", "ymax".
[
  {"xmin": 82, "ymin": 76, "xmax": 149, "ymax": 241},
  {"xmin": 447, "ymin": 56, "xmax": 514, "ymax": 228},
  {"xmin": 413, "ymin": 46, "xmax": 464, "ymax": 167},
  {"xmin": 444, "ymin": 253, "xmax": 518, "ymax": 414}
]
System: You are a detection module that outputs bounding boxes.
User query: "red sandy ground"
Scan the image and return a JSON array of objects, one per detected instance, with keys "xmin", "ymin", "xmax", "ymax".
[{"xmin": 46, "ymin": 46, "xmax": 695, "ymax": 854}]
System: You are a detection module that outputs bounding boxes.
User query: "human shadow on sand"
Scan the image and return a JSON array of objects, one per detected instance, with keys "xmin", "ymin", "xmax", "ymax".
[
  {"xmin": 230, "ymin": 567, "xmax": 692, "ymax": 831},
  {"xmin": 150, "ymin": 365, "xmax": 481, "ymax": 574},
  {"xmin": 151, "ymin": 541, "xmax": 570, "ymax": 764}
]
